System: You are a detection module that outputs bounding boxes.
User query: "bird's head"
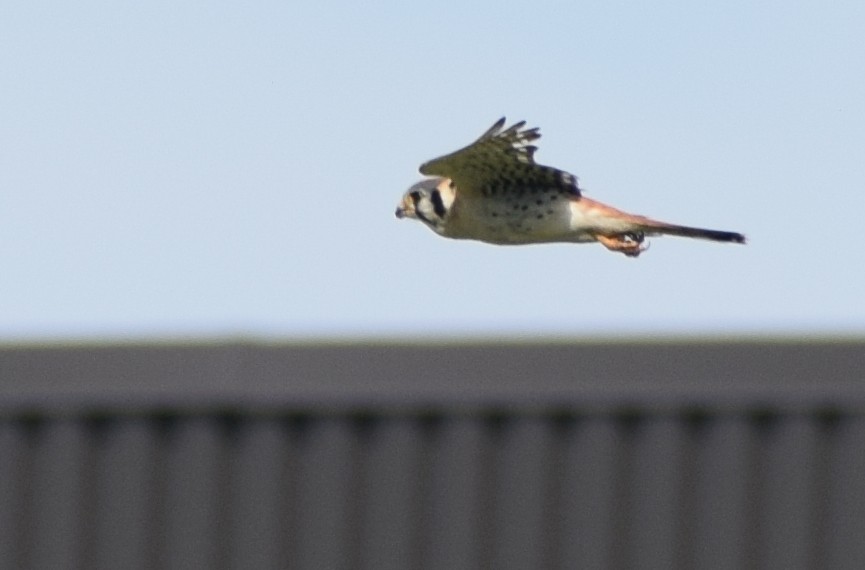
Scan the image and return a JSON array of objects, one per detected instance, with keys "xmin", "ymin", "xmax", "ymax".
[{"xmin": 394, "ymin": 177, "xmax": 455, "ymax": 233}]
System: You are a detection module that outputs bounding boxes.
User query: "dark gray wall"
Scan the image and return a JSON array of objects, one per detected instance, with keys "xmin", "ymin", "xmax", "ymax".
[{"xmin": 1, "ymin": 341, "xmax": 863, "ymax": 569}]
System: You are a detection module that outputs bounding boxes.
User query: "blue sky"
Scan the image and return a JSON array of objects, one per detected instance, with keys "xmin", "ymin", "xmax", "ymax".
[{"xmin": 2, "ymin": 0, "xmax": 864, "ymax": 340}]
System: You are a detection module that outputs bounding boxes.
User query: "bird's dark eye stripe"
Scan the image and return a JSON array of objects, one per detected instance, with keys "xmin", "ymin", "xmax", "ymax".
[{"xmin": 430, "ymin": 189, "xmax": 447, "ymax": 218}]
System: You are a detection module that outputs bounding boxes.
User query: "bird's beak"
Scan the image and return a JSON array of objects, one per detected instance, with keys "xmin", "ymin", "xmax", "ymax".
[{"xmin": 395, "ymin": 195, "xmax": 413, "ymax": 219}]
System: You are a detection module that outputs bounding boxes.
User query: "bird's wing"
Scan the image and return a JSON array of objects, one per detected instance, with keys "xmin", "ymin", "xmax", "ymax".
[{"xmin": 418, "ymin": 118, "xmax": 580, "ymax": 198}]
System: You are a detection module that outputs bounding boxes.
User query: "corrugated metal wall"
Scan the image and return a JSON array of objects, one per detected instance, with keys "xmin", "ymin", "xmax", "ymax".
[{"xmin": 1, "ymin": 341, "xmax": 864, "ymax": 569}]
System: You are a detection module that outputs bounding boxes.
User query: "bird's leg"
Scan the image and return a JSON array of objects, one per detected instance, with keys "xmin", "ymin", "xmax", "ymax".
[{"xmin": 595, "ymin": 233, "xmax": 648, "ymax": 258}]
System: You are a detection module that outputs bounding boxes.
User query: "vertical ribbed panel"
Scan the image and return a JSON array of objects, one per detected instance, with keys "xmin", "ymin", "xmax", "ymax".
[
  {"xmin": 555, "ymin": 416, "xmax": 620, "ymax": 569},
  {"xmin": 161, "ymin": 417, "xmax": 225, "ymax": 569},
  {"xmin": 228, "ymin": 417, "xmax": 290, "ymax": 570},
  {"xmin": 0, "ymin": 421, "xmax": 27, "ymax": 569},
  {"xmin": 30, "ymin": 419, "xmax": 90, "ymax": 569},
  {"xmin": 0, "ymin": 412, "xmax": 864, "ymax": 569},
  {"xmin": 627, "ymin": 416, "xmax": 687, "ymax": 569},
  {"xmin": 92, "ymin": 418, "xmax": 158, "ymax": 570},
  {"xmin": 489, "ymin": 417, "xmax": 554, "ymax": 570},
  {"xmin": 424, "ymin": 416, "xmax": 485, "ymax": 570},
  {"xmin": 358, "ymin": 417, "xmax": 423, "ymax": 570},
  {"xmin": 294, "ymin": 417, "xmax": 357, "ymax": 570},
  {"xmin": 691, "ymin": 415, "xmax": 753, "ymax": 570},
  {"xmin": 825, "ymin": 416, "xmax": 865, "ymax": 570},
  {"xmin": 758, "ymin": 415, "xmax": 821, "ymax": 570}
]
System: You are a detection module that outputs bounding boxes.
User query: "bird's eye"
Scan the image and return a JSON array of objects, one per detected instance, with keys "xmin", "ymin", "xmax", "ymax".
[{"xmin": 409, "ymin": 191, "xmax": 422, "ymax": 203}]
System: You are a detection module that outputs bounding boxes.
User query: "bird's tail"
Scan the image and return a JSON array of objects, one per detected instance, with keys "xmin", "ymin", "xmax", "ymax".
[
  {"xmin": 640, "ymin": 220, "xmax": 746, "ymax": 244},
  {"xmin": 575, "ymin": 197, "xmax": 746, "ymax": 245}
]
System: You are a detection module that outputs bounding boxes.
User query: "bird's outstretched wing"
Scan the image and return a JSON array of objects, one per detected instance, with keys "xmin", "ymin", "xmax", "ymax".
[{"xmin": 419, "ymin": 118, "xmax": 580, "ymax": 198}]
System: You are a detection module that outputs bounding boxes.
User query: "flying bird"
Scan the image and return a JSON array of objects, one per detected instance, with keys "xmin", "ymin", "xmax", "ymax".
[{"xmin": 395, "ymin": 118, "xmax": 745, "ymax": 257}]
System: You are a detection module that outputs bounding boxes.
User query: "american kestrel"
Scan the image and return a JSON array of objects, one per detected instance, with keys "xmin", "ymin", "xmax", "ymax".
[{"xmin": 395, "ymin": 118, "xmax": 745, "ymax": 257}]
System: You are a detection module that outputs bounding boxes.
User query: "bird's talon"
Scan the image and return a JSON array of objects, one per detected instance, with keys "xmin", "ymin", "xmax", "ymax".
[
  {"xmin": 596, "ymin": 233, "xmax": 649, "ymax": 258},
  {"xmin": 625, "ymin": 232, "xmax": 645, "ymax": 244}
]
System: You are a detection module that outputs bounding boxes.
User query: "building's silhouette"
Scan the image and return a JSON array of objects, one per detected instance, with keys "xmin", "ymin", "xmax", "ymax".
[{"xmin": 1, "ymin": 340, "xmax": 863, "ymax": 569}]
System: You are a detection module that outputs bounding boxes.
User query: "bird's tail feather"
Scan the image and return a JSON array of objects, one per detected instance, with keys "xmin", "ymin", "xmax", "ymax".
[{"xmin": 640, "ymin": 220, "xmax": 746, "ymax": 243}]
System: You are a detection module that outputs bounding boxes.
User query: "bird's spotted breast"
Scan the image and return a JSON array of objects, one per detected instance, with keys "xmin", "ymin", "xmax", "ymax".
[{"xmin": 453, "ymin": 185, "xmax": 575, "ymax": 244}]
